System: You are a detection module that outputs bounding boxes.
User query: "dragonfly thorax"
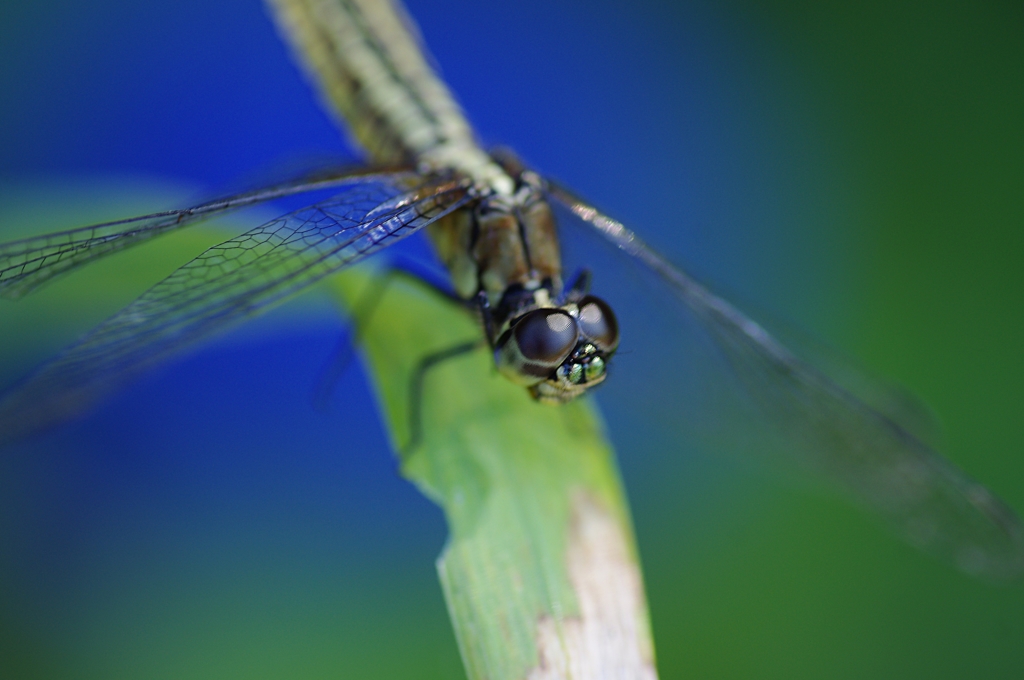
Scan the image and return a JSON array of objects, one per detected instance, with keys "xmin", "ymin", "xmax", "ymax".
[
  {"xmin": 425, "ymin": 166, "xmax": 620, "ymax": 402},
  {"xmin": 428, "ymin": 171, "xmax": 562, "ymax": 303}
]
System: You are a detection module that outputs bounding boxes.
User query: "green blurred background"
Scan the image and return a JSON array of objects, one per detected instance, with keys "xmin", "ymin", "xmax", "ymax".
[{"xmin": 1, "ymin": 0, "xmax": 1022, "ymax": 677}]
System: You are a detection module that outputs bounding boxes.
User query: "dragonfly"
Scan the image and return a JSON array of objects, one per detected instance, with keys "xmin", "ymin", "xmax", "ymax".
[{"xmin": 0, "ymin": 0, "xmax": 1021, "ymax": 581}]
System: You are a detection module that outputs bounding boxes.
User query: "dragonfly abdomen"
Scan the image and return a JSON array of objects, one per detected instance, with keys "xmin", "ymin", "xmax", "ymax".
[{"xmin": 268, "ymin": 0, "xmax": 513, "ymax": 196}]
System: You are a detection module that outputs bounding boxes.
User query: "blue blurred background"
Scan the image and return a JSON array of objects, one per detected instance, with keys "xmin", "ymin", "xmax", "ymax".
[{"xmin": 1, "ymin": 0, "xmax": 1022, "ymax": 677}]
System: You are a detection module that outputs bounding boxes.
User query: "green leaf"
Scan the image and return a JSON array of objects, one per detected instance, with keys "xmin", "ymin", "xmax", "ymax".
[{"xmin": 327, "ymin": 268, "xmax": 657, "ymax": 679}]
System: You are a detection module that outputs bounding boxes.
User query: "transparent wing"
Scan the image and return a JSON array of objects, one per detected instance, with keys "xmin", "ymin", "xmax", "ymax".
[
  {"xmin": 0, "ymin": 172, "xmax": 471, "ymax": 444},
  {"xmin": 0, "ymin": 168, "xmax": 398, "ymax": 299},
  {"xmin": 547, "ymin": 180, "xmax": 1024, "ymax": 580}
]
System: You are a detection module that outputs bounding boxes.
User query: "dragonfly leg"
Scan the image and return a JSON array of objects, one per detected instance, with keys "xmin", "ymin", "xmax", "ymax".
[
  {"xmin": 474, "ymin": 290, "xmax": 497, "ymax": 347},
  {"xmin": 312, "ymin": 259, "xmax": 471, "ymax": 409},
  {"xmin": 401, "ymin": 338, "xmax": 487, "ymax": 455},
  {"xmin": 559, "ymin": 268, "xmax": 592, "ymax": 304},
  {"xmin": 311, "ymin": 330, "xmax": 362, "ymax": 412}
]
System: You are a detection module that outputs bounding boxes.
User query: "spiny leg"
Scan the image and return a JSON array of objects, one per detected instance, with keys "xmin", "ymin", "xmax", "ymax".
[
  {"xmin": 314, "ymin": 260, "xmax": 491, "ymax": 455},
  {"xmin": 312, "ymin": 259, "xmax": 472, "ymax": 409},
  {"xmin": 402, "ymin": 338, "xmax": 487, "ymax": 455},
  {"xmin": 559, "ymin": 268, "xmax": 592, "ymax": 304}
]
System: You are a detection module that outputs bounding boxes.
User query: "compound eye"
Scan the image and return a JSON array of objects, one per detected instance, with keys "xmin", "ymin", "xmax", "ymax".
[
  {"xmin": 576, "ymin": 295, "xmax": 619, "ymax": 351},
  {"xmin": 513, "ymin": 309, "xmax": 579, "ymax": 364}
]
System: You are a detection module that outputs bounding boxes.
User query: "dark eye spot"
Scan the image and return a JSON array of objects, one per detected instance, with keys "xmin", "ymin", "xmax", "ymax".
[
  {"xmin": 513, "ymin": 310, "xmax": 579, "ymax": 364},
  {"xmin": 576, "ymin": 295, "xmax": 619, "ymax": 351}
]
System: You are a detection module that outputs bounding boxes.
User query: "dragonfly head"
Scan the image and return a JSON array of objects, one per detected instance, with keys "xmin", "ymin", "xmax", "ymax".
[{"xmin": 494, "ymin": 295, "xmax": 619, "ymax": 403}]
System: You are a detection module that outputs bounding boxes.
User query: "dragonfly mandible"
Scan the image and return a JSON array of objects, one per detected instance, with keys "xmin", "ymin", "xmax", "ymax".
[{"xmin": 0, "ymin": 0, "xmax": 1021, "ymax": 581}]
